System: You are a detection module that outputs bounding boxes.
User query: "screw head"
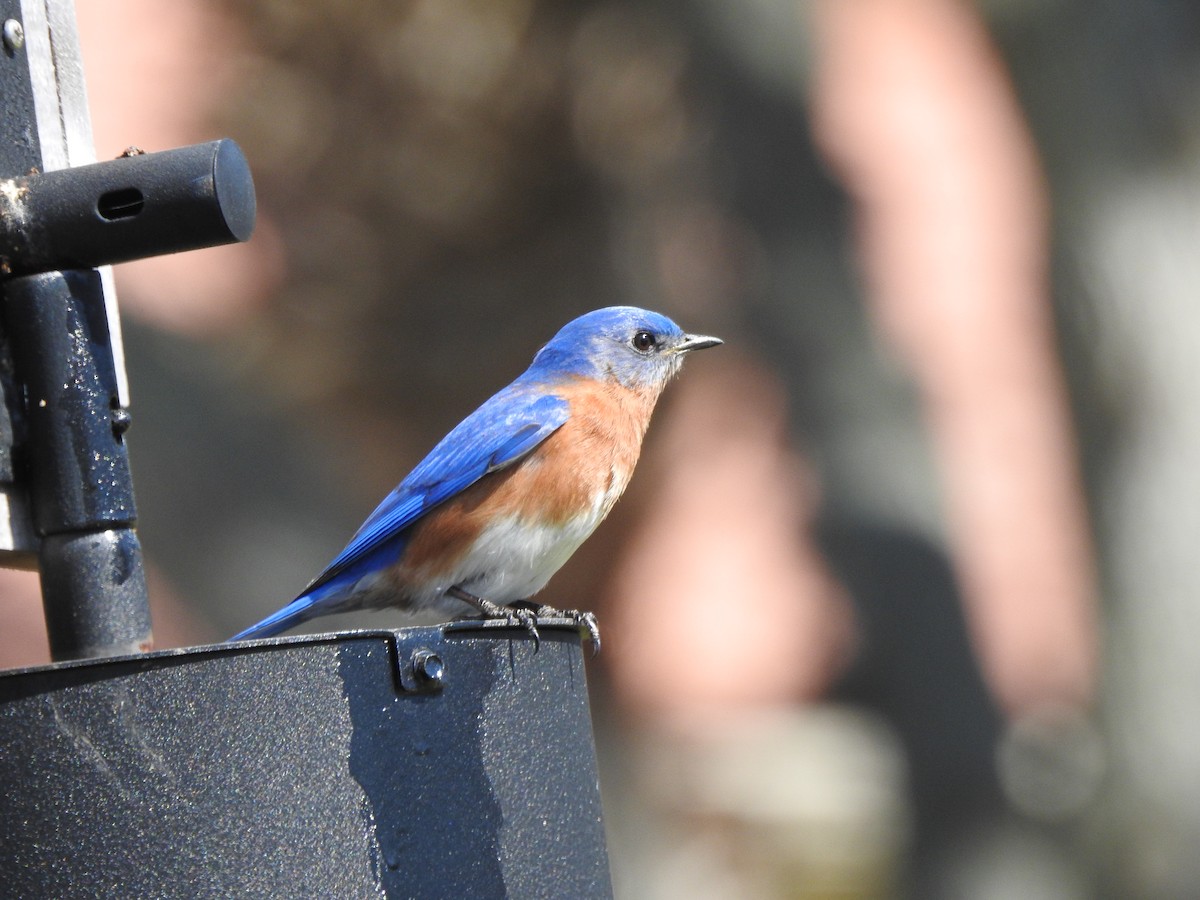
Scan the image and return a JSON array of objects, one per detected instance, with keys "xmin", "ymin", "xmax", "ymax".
[
  {"xmin": 111, "ymin": 407, "xmax": 132, "ymax": 438},
  {"xmin": 3, "ymin": 19, "xmax": 24, "ymax": 53},
  {"xmin": 411, "ymin": 649, "xmax": 445, "ymax": 688}
]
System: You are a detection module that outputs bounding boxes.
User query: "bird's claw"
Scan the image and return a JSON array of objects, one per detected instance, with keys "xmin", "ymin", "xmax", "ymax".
[
  {"xmin": 450, "ymin": 588, "xmax": 598, "ymax": 655},
  {"xmin": 506, "ymin": 605, "xmax": 542, "ymax": 652},
  {"xmin": 576, "ymin": 611, "xmax": 602, "ymax": 657},
  {"xmin": 450, "ymin": 586, "xmax": 541, "ymax": 650},
  {"xmin": 528, "ymin": 604, "xmax": 602, "ymax": 656}
]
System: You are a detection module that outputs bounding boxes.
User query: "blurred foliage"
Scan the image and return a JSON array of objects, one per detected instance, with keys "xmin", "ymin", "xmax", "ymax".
[{"xmin": 217, "ymin": 0, "xmax": 742, "ymax": 453}]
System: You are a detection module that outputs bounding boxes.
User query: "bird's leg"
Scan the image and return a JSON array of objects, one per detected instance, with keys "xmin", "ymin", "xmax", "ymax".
[
  {"xmin": 447, "ymin": 585, "xmax": 540, "ymax": 650},
  {"xmin": 511, "ymin": 601, "xmax": 602, "ymax": 656}
]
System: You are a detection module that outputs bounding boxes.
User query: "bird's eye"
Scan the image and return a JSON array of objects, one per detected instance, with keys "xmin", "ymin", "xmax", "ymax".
[{"xmin": 631, "ymin": 330, "xmax": 658, "ymax": 354}]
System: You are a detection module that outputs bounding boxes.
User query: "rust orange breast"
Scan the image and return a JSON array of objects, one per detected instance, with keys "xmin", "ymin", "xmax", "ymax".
[{"xmin": 395, "ymin": 377, "xmax": 658, "ymax": 585}]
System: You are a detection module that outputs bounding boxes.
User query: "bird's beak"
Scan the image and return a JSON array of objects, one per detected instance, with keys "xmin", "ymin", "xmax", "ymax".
[{"xmin": 674, "ymin": 333, "xmax": 723, "ymax": 354}]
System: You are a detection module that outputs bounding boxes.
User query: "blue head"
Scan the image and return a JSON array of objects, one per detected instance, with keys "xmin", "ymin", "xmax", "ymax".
[{"xmin": 526, "ymin": 307, "xmax": 722, "ymax": 391}]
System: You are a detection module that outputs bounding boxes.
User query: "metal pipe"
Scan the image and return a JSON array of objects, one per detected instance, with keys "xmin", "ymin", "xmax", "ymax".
[
  {"xmin": 0, "ymin": 140, "xmax": 255, "ymax": 275},
  {"xmin": 2, "ymin": 269, "xmax": 150, "ymax": 658}
]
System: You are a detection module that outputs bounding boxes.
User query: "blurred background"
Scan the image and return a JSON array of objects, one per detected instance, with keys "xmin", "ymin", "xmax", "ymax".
[{"xmin": 4, "ymin": 0, "xmax": 1200, "ymax": 896}]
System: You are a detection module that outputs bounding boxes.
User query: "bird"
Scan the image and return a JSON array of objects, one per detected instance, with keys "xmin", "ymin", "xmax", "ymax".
[{"xmin": 230, "ymin": 306, "xmax": 721, "ymax": 650}]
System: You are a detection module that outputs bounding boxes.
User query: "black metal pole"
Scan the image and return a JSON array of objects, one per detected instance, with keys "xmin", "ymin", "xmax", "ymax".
[{"xmin": 2, "ymin": 269, "xmax": 150, "ymax": 658}]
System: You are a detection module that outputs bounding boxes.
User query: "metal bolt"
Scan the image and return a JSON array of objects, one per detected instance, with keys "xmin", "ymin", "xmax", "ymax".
[
  {"xmin": 111, "ymin": 406, "xmax": 132, "ymax": 438},
  {"xmin": 3, "ymin": 19, "xmax": 24, "ymax": 53},
  {"xmin": 411, "ymin": 649, "xmax": 445, "ymax": 689}
]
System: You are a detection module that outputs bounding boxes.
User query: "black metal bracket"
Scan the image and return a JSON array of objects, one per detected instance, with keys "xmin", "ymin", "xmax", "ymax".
[{"xmin": 0, "ymin": 140, "xmax": 255, "ymax": 275}]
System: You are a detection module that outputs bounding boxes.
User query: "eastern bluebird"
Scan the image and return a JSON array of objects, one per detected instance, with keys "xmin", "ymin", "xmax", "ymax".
[{"xmin": 230, "ymin": 306, "xmax": 721, "ymax": 649}]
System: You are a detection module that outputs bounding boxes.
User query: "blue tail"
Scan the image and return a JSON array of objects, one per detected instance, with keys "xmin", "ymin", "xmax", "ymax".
[
  {"xmin": 230, "ymin": 544, "xmax": 402, "ymax": 641},
  {"xmin": 229, "ymin": 594, "xmax": 322, "ymax": 641},
  {"xmin": 229, "ymin": 571, "xmax": 359, "ymax": 640}
]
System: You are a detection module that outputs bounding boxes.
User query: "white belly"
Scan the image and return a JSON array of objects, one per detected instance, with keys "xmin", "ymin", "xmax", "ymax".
[{"xmin": 416, "ymin": 489, "xmax": 618, "ymax": 615}]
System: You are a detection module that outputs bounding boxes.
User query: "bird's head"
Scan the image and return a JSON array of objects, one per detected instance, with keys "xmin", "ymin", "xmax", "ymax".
[{"xmin": 528, "ymin": 306, "xmax": 722, "ymax": 393}]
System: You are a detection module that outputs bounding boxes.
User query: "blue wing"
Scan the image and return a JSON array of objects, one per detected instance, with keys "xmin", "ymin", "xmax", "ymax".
[
  {"xmin": 308, "ymin": 384, "xmax": 569, "ymax": 595},
  {"xmin": 230, "ymin": 385, "xmax": 569, "ymax": 641},
  {"xmin": 328, "ymin": 388, "xmax": 566, "ymax": 571}
]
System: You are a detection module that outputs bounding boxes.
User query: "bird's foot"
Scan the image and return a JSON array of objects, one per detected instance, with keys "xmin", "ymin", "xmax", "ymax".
[
  {"xmin": 449, "ymin": 586, "xmax": 542, "ymax": 650},
  {"xmin": 513, "ymin": 602, "xmax": 601, "ymax": 656}
]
